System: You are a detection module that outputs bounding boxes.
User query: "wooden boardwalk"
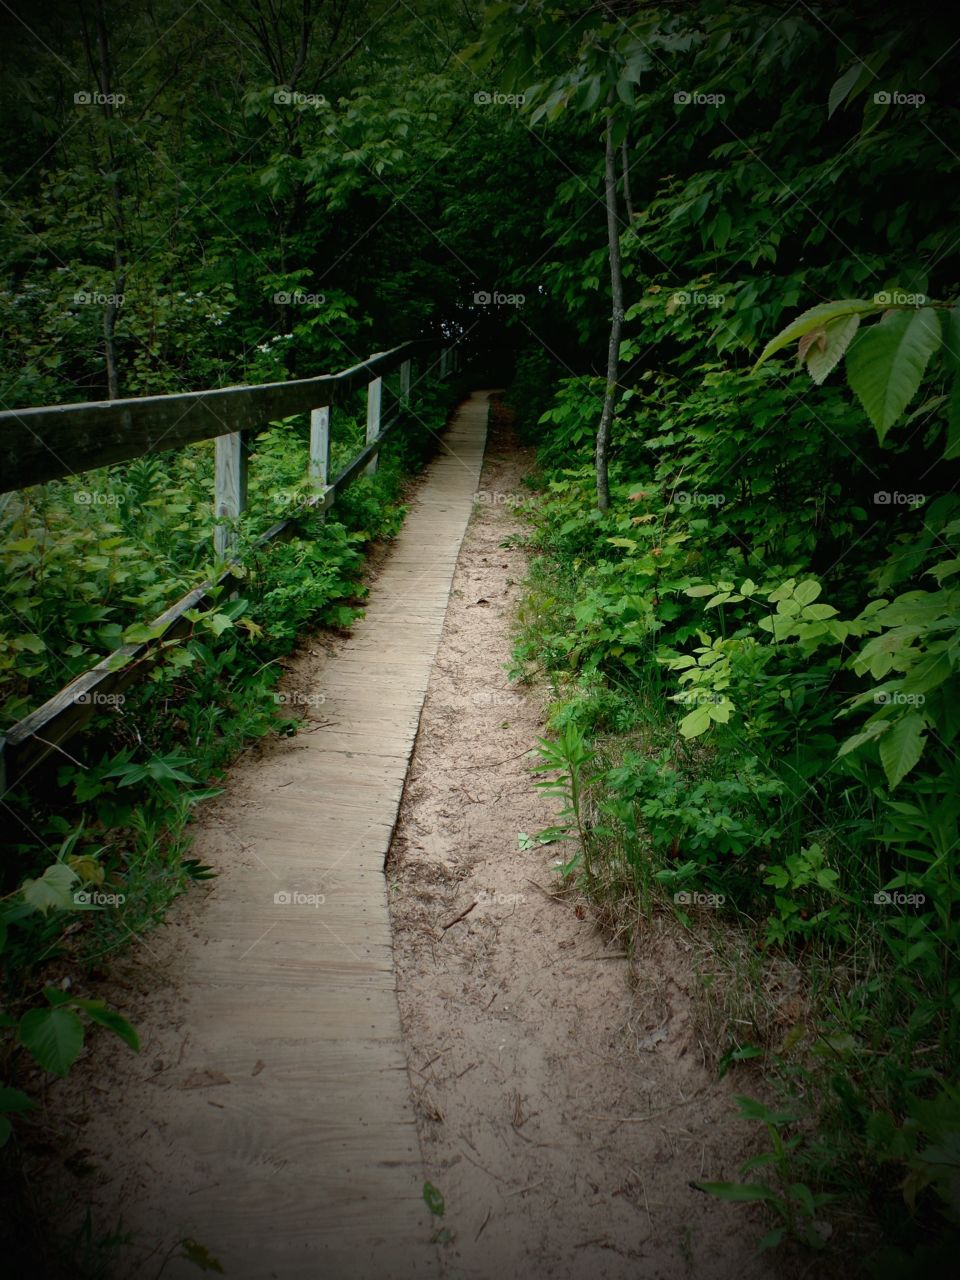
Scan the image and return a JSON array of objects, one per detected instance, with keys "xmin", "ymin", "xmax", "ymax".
[{"xmin": 144, "ymin": 393, "xmax": 491, "ymax": 1278}]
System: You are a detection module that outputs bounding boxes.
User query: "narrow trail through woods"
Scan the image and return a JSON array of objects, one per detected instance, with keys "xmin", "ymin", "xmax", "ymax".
[{"xmin": 33, "ymin": 396, "xmax": 793, "ymax": 1280}]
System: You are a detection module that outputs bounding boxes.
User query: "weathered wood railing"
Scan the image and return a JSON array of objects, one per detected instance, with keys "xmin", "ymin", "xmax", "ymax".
[{"xmin": 0, "ymin": 338, "xmax": 462, "ymax": 789}]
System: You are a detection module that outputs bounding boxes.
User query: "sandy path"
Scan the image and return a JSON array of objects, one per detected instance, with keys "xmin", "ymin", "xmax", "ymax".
[{"xmin": 388, "ymin": 400, "xmax": 790, "ymax": 1280}]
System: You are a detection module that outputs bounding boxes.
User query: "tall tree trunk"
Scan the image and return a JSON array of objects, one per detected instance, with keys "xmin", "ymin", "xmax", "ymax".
[
  {"xmin": 82, "ymin": 0, "xmax": 127, "ymax": 399},
  {"xmin": 621, "ymin": 134, "xmax": 634, "ymax": 222},
  {"xmin": 596, "ymin": 96, "xmax": 624, "ymax": 511}
]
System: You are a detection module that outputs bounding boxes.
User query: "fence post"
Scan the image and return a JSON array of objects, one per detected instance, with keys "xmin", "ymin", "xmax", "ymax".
[
  {"xmin": 310, "ymin": 404, "xmax": 330, "ymax": 512},
  {"xmin": 439, "ymin": 348, "xmax": 448, "ymax": 378},
  {"xmin": 400, "ymin": 359, "xmax": 411, "ymax": 404},
  {"xmin": 214, "ymin": 432, "xmax": 247, "ymax": 558},
  {"xmin": 365, "ymin": 376, "xmax": 382, "ymax": 476}
]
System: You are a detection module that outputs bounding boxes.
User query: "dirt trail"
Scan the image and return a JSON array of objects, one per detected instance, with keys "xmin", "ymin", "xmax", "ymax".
[{"xmin": 388, "ymin": 400, "xmax": 786, "ymax": 1280}]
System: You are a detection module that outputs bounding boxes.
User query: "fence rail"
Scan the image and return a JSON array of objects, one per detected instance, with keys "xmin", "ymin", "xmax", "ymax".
[{"xmin": 0, "ymin": 337, "xmax": 462, "ymax": 790}]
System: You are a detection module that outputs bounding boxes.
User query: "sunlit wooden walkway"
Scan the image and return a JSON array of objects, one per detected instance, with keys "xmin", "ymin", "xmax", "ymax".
[{"xmin": 133, "ymin": 393, "xmax": 490, "ymax": 1278}]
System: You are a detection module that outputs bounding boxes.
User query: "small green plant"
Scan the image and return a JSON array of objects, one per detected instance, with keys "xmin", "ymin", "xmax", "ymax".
[
  {"xmin": 530, "ymin": 724, "xmax": 597, "ymax": 885},
  {"xmin": 694, "ymin": 1096, "xmax": 833, "ymax": 1253}
]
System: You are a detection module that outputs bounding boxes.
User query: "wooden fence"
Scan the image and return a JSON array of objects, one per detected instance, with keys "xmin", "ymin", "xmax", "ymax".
[{"xmin": 0, "ymin": 338, "xmax": 461, "ymax": 789}]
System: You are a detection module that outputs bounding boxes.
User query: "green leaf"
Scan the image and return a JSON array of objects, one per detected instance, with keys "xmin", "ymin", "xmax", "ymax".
[
  {"xmin": 0, "ymin": 1087, "xmax": 36, "ymax": 1115},
  {"xmin": 22, "ymin": 863, "xmax": 78, "ymax": 914},
  {"xmin": 846, "ymin": 308, "xmax": 941, "ymax": 441},
  {"xmin": 793, "ymin": 579, "xmax": 822, "ymax": 605},
  {"xmin": 837, "ymin": 721, "xmax": 890, "ymax": 758},
  {"xmin": 757, "ymin": 1227, "xmax": 787, "ymax": 1253},
  {"xmin": 804, "ymin": 313, "xmax": 860, "ymax": 384},
  {"xmin": 70, "ymin": 1000, "xmax": 140, "ymax": 1051},
  {"xmin": 16, "ymin": 634, "xmax": 46, "ymax": 654},
  {"xmin": 828, "ymin": 63, "xmax": 863, "ymax": 117},
  {"xmin": 423, "ymin": 1180, "xmax": 445, "ymax": 1216},
  {"xmin": 123, "ymin": 621, "xmax": 167, "ymax": 644},
  {"xmin": 204, "ymin": 613, "xmax": 234, "ymax": 637},
  {"xmin": 879, "ymin": 713, "xmax": 926, "ymax": 789},
  {"xmin": 18, "ymin": 1007, "xmax": 84, "ymax": 1077},
  {"xmin": 679, "ymin": 705, "xmax": 712, "ymax": 738},
  {"xmin": 753, "ymin": 300, "xmax": 881, "ymax": 370}
]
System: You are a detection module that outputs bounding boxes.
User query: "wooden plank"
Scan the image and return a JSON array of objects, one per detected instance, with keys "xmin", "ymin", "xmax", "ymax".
[
  {"xmin": 74, "ymin": 393, "xmax": 491, "ymax": 1278},
  {"xmin": 365, "ymin": 376, "xmax": 382, "ymax": 477},
  {"xmin": 308, "ymin": 404, "xmax": 330, "ymax": 490},
  {"xmin": 213, "ymin": 431, "xmax": 248, "ymax": 557},
  {"xmin": 0, "ymin": 340, "xmax": 432, "ymax": 493}
]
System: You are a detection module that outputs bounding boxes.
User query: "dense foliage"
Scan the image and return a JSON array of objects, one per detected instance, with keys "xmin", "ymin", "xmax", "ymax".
[
  {"xmin": 1, "ymin": 0, "xmax": 958, "ymax": 1273},
  {"xmin": 491, "ymin": 2, "xmax": 960, "ymax": 1271}
]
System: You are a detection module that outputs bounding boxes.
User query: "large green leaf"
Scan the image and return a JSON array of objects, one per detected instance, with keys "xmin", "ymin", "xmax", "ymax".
[
  {"xmin": 18, "ymin": 1007, "xmax": 84, "ymax": 1077},
  {"xmin": 679, "ymin": 704, "xmax": 712, "ymax": 738},
  {"xmin": 753, "ymin": 299, "xmax": 882, "ymax": 370},
  {"xmin": 879, "ymin": 713, "xmax": 927, "ymax": 789},
  {"xmin": 846, "ymin": 308, "xmax": 941, "ymax": 441}
]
